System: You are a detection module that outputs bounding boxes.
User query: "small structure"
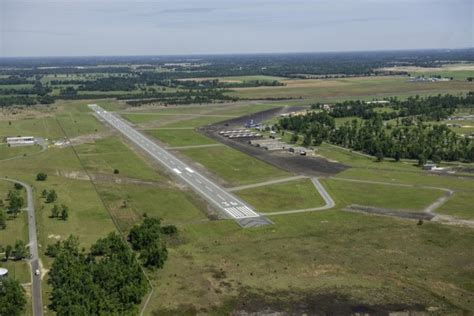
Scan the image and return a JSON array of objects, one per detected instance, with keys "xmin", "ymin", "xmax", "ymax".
[
  {"xmin": 423, "ymin": 163, "xmax": 437, "ymax": 171},
  {"xmin": 6, "ymin": 136, "xmax": 35, "ymax": 147},
  {"xmin": 0, "ymin": 268, "xmax": 8, "ymax": 279}
]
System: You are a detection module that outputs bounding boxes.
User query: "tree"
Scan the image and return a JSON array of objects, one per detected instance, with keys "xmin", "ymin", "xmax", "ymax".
[
  {"xmin": 0, "ymin": 209, "xmax": 6, "ymax": 229},
  {"xmin": 7, "ymin": 191, "xmax": 24, "ymax": 217},
  {"xmin": 46, "ymin": 190, "xmax": 57, "ymax": 203},
  {"xmin": 13, "ymin": 240, "xmax": 28, "ymax": 260},
  {"xmin": 60, "ymin": 205, "xmax": 69, "ymax": 221},
  {"xmin": 36, "ymin": 172, "xmax": 48, "ymax": 181},
  {"xmin": 48, "ymin": 234, "xmax": 148, "ymax": 315},
  {"xmin": 0, "ymin": 278, "xmax": 27, "ymax": 316},
  {"xmin": 113, "ymin": 169, "xmax": 120, "ymax": 174},
  {"xmin": 139, "ymin": 240, "xmax": 168, "ymax": 269},
  {"xmin": 51, "ymin": 204, "xmax": 60, "ymax": 218},
  {"xmin": 5, "ymin": 245, "xmax": 12, "ymax": 260},
  {"xmin": 13, "ymin": 183, "xmax": 23, "ymax": 190},
  {"xmin": 289, "ymin": 133, "xmax": 299, "ymax": 144},
  {"xmin": 375, "ymin": 151, "xmax": 384, "ymax": 162},
  {"xmin": 128, "ymin": 217, "xmax": 162, "ymax": 250},
  {"xmin": 41, "ymin": 189, "xmax": 49, "ymax": 198}
]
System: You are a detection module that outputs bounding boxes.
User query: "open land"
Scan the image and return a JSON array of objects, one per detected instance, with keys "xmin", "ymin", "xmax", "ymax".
[{"xmin": 0, "ymin": 60, "xmax": 473, "ymax": 315}]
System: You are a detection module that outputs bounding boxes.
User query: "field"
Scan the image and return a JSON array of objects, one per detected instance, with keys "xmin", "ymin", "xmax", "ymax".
[
  {"xmin": 321, "ymin": 178, "xmax": 444, "ymax": 212},
  {"xmin": 0, "ymin": 144, "xmax": 42, "ymax": 161},
  {"xmin": 235, "ymin": 179, "xmax": 325, "ymax": 212},
  {"xmin": 0, "ymin": 65, "xmax": 473, "ymax": 315},
  {"xmin": 178, "ymin": 145, "xmax": 291, "ymax": 186},
  {"xmin": 145, "ymin": 129, "xmax": 217, "ymax": 147},
  {"xmin": 226, "ymin": 76, "xmax": 473, "ymax": 101}
]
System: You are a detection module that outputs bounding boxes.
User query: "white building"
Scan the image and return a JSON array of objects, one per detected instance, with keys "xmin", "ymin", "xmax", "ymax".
[{"xmin": 6, "ymin": 136, "xmax": 35, "ymax": 147}]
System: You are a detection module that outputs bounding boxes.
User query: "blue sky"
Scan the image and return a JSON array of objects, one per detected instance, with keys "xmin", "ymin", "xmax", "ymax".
[{"xmin": 0, "ymin": 0, "xmax": 472, "ymax": 57}]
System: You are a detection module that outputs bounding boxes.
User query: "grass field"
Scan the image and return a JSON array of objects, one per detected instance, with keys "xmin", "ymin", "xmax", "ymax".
[
  {"xmin": 436, "ymin": 192, "xmax": 474, "ymax": 220},
  {"xmin": 227, "ymin": 76, "xmax": 473, "ymax": 100},
  {"xmin": 235, "ymin": 179, "xmax": 325, "ymax": 212},
  {"xmin": 75, "ymin": 136, "xmax": 164, "ymax": 181},
  {"xmin": 178, "ymin": 145, "xmax": 290, "ymax": 186},
  {"xmin": 97, "ymin": 182, "xmax": 208, "ymax": 232},
  {"xmin": 322, "ymin": 178, "xmax": 444, "ymax": 211},
  {"xmin": 145, "ymin": 129, "xmax": 217, "ymax": 147},
  {"xmin": 146, "ymin": 211, "xmax": 474, "ymax": 314},
  {"xmin": 0, "ymin": 144, "xmax": 42, "ymax": 161}
]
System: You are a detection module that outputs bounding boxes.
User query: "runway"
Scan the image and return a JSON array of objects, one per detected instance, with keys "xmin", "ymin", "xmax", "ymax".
[{"xmin": 89, "ymin": 104, "xmax": 270, "ymax": 225}]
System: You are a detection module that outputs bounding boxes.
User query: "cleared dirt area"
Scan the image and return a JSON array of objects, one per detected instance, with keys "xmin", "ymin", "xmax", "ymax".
[{"xmin": 199, "ymin": 106, "xmax": 347, "ymax": 177}]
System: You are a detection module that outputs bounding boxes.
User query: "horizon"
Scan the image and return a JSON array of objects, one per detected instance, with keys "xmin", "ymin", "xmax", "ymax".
[{"xmin": 1, "ymin": 47, "xmax": 473, "ymax": 60}]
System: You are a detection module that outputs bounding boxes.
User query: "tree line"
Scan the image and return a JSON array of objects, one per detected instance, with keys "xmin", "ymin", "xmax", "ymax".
[{"xmin": 279, "ymin": 93, "xmax": 474, "ymax": 163}]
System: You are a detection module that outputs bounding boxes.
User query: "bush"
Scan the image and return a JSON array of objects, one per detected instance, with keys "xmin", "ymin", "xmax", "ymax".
[
  {"xmin": 113, "ymin": 169, "xmax": 120, "ymax": 174},
  {"xmin": 36, "ymin": 172, "xmax": 47, "ymax": 181}
]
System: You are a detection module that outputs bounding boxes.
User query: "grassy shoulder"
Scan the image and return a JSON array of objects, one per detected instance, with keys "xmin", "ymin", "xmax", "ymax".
[
  {"xmin": 145, "ymin": 129, "xmax": 217, "ymax": 147},
  {"xmin": 178, "ymin": 145, "xmax": 291, "ymax": 186},
  {"xmin": 97, "ymin": 182, "xmax": 208, "ymax": 232},
  {"xmin": 321, "ymin": 178, "xmax": 444, "ymax": 211},
  {"xmin": 235, "ymin": 179, "xmax": 325, "ymax": 212},
  {"xmin": 75, "ymin": 136, "xmax": 164, "ymax": 181}
]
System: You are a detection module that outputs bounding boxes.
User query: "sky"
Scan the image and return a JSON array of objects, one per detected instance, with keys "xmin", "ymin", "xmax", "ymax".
[{"xmin": 0, "ymin": 0, "xmax": 472, "ymax": 57}]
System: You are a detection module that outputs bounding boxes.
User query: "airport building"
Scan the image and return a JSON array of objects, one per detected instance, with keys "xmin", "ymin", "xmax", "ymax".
[{"xmin": 6, "ymin": 136, "xmax": 35, "ymax": 147}]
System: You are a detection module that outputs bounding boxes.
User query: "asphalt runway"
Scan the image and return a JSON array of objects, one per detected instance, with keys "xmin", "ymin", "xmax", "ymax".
[{"xmin": 89, "ymin": 104, "xmax": 271, "ymax": 226}]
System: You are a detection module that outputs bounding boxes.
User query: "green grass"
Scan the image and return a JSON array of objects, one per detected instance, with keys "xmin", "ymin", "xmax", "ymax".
[
  {"xmin": 0, "ymin": 144, "xmax": 42, "ymax": 161},
  {"xmin": 146, "ymin": 211, "xmax": 474, "ymax": 314},
  {"xmin": 0, "ymin": 260, "xmax": 31, "ymax": 284},
  {"xmin": 235, "ymin": 179, "xmax": 325, "ymax": 212},
  {"xmin": 338, "ymin": 167, "xmax": 474, "ymax": 192},
  {"xmin": 160, "ymin": 115, "xmax": 230, "ymax": 128},
  {"xmin": 178, "ymin": 146, "xmax": 290, "ymax": 186},
  {"xmin": 322, "ymin": 178, "xmax": 444, "ymax": 211},
  {"xmin": 0, "ymin": 116, "xmax": 64, "ymax": 140},
  {"xmin": 97, "ymin": 182, "xmax": 208, "ymax": 232},
  {"xmin": 145, "ymin": 129, "xmax": 216, "ymax": 147},
  {"xmin": 227, "ymin": 76, "xmax": 473, "ymax": 100},
  {"xmin": 122, "ymin": 113, "xmax": 171, "ymax": 124},
  {"xmin": 75, "ymin": 136, "xmax": 164, "ymax": 181},
  {"xmin": 436, "ymin": 192, "xmax": 474, "ymax": 220}
]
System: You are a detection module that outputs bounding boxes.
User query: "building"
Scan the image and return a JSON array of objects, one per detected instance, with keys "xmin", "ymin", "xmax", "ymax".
[
  {"xmin": 0, "ymin": 268, "xmax": 8, "ymax": 279},
  {"xmin": 6, "ymin": 136, "xmax": 35, "ymax": 147},
  {"xmin": 422, "ymin": 163, "xmax": 437, "ymax": 171}
]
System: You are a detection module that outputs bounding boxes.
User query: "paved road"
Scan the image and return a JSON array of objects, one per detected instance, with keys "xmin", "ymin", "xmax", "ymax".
[
  {"xmin": 0, "ymin": 178, "xmax": 42, "ymax": 316},
  {"xmin": 89, "ymin": 104, "xmax": 267, "ymax": 223}
]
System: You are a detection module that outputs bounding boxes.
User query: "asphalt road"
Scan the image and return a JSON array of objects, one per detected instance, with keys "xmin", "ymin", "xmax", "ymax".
[
  {"xmin": 0, "ymin": 178, "xmax": 42, "ymax": 316},
  {"xmin": 89, "ymin": 104, "xmax": 262, "ymax": 220}
]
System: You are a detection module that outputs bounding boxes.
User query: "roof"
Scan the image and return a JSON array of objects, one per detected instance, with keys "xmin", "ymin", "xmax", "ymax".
[{"xmin": 0, "ymin": 268, "xmax": 8, "ymax": 276}]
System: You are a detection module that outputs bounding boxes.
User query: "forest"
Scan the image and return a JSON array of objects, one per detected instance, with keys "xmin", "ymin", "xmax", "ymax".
[
  {"xmin": 280, "ymin": 93, "xmax": 474, "ymax": 163},
  {"xmin": 47, "ymin": 218, "xmax": 176, "ymax": 315}
]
